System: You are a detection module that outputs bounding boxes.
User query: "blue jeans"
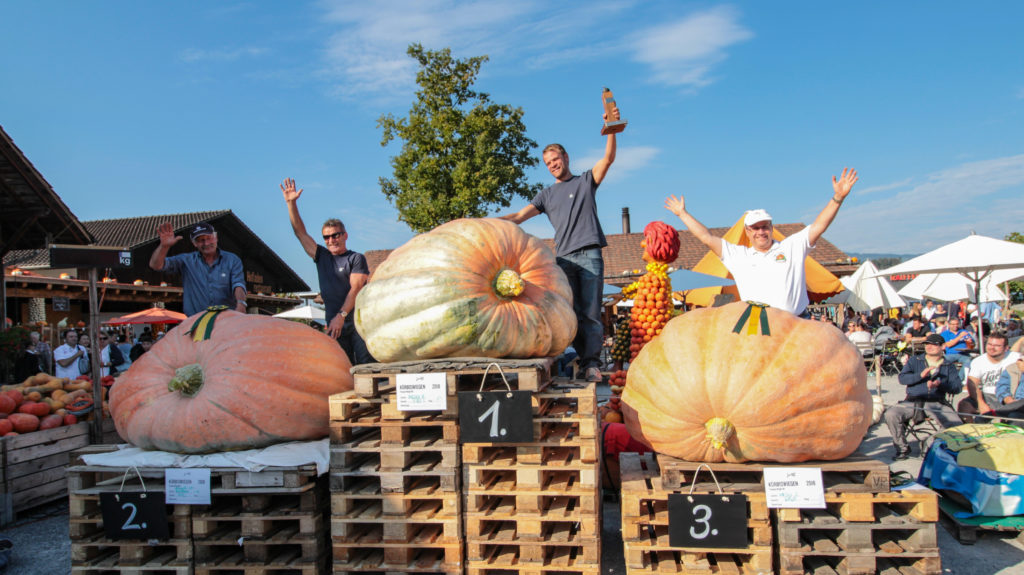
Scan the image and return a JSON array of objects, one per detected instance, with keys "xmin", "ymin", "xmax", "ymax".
[
  {"xmin": 556, "ymin": 248, "xmax": 604, "ymax": 372},
  {"xmin": 946, "ymin": 352, "xmax": 972, "ymax": 381}
]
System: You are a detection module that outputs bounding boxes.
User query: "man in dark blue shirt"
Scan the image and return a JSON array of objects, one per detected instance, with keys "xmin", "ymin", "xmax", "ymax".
[
  {"xmin": 282, "ymin": 178, "xmax": 373, "ymax": 365},
  {"xmin": 149, "ymin": 221, "xmax": 247, "ymax": 316},
  {"xmin": 884, "ymin": 333, "xmax": 963, "ymax": 460},
  {"xmin": 501, "ymin": 104, "xmax": 620, "ymax": 383}
]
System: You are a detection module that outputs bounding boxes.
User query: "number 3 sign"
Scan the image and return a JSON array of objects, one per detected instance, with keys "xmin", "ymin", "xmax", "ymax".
[{"xmin": 668, "ymin": 493, "xmax": 748, "ymax": 549}]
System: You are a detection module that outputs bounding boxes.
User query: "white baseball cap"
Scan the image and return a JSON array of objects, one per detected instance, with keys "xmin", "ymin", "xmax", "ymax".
[{"xmin": 743, "ymin": 209, "xmax": 773, "ymax": 226}]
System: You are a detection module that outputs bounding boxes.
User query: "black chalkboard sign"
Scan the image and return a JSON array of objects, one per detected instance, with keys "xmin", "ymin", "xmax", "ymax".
[
  {"xmin": 458, "ymin": 390, "xmax": 533, "ymax": 443},
  {"xmin": 668, "ymin": 493, "xmax": 748, "ymax": 549},
  {"xmin": 100, "ymin": 492, "xmax": 169, "ymax": 540}
]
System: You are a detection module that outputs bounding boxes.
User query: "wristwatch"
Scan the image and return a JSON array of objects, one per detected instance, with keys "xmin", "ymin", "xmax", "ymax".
[{"xmin": 340, "ymin": 310, "xmax": 349, "ymax": 319}]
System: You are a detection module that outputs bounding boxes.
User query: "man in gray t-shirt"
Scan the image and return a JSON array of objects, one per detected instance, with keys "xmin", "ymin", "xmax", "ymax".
[{"xmin": 501, "ymin": 104, "xmax": 620, "ymax": 383}]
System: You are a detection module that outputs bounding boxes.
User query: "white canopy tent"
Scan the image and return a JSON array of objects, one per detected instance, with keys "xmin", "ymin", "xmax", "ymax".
[
  {"xmin": 837, "ymin": 260, "xmax": 906, "ymax": 312},
  {"xmin": 273, "ymin": 303, "xmax": 327, "ymax": 324}
]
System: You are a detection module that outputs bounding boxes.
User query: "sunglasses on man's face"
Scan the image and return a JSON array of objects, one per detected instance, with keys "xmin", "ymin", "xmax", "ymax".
[{"xmin": 323, "ymin": 232, "xmax": 343, "ymax": 241}]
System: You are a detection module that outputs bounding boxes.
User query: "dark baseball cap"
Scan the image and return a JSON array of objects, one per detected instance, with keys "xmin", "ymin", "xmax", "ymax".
[
  {"xmin": 924, "ymin": 333, "xmax": 945, "ymax": 346},
  {"xmin": 189, "ymin": 222, "xmax": 215, "ymax": 241}
]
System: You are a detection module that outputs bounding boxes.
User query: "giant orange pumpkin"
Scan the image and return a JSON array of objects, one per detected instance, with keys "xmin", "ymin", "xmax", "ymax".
[
  {"xmin": 622, "ymin": 302, "xmax": 871, "ymax": 463},
  {"xmin": 355, "ymin": 218, "xmax": 576, "ymax": 361},
  {"xmin": 110, "ymin": 311, "xmax": 353, "ymax": 453}
]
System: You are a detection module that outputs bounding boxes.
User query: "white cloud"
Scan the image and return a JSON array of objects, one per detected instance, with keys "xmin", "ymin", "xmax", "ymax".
[
  {"xmin": 571, "ymin": 145, "xmax": 660, "ymax": 184},
  {"xmin": 628, "ymin": 6, "xmax": 752, "ymax": 87},
  {"xmin": 823, "ymin": 154, "xmax": 1024, "ymax": 253},
  {"xmin": 314, "ymin": 1, "xmax": 743, "ymax": 99},
  {"xmin": 180, "ymin": 46, "xmax": 267, "ymax": 63}
]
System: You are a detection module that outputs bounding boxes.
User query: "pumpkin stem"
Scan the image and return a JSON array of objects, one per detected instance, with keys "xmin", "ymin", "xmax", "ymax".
[
  {"xmin": 494, "ymin": 268, "xmax": 525, "ymax": 298},
  {"xmin": 168, "ymin": 364, "xmax": 205, "ymax": 397},
  {"xmin": 704, "ymin": 417, "xmax": 735, "ymax": 450}
]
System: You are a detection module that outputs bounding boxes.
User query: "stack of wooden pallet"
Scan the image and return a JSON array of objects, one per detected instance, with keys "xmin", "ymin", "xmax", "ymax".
[
  {"xmin": 621, "ymin": 452, "xmax": 942, "ymax": 575},
  {"xmin": 462, "ymin": 380, "xmax": 601, "ymax": 575},
  {"xmin": 67, "ymin": 444, "xmax": 327, "ymax": 575}
]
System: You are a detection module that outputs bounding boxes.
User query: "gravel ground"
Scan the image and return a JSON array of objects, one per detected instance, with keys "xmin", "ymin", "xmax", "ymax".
[{"xmin": 4, "ymin": 376, "xmax": 1024, "ymax": 574}]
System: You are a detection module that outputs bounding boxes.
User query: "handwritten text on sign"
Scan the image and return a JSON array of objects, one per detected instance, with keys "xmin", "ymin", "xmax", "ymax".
[
  {"xmin": 396, "ymin": 373, "xmax": 447, "ymax": 411},
  {"xmin": 763, "ymin": 467, "xmax": 826, "ymax": 509}
]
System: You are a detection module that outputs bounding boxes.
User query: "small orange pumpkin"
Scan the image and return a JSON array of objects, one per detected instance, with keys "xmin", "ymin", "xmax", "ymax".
[
  {"xmin": 622, "ymin": 302, "xmax": 871, "ymax": 463},
  {"xmin": 110, "ymin": 311, "xmax": 354, "ymax": 454}
]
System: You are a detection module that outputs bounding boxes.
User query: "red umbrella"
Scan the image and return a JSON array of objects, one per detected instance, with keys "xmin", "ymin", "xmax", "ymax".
[{"xmin": 106, "ymin": 308, "xmax": 187, "ymax": 325}]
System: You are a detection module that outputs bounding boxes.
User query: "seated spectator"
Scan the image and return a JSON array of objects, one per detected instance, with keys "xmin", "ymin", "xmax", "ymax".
[
  {"xmin": 940, "ymin": 316, "xmax": 974, "ymax": 363},
  {"xmin": 957, "ymin": 331, "xmax": 1019, "ymax": 421},
  {"xmin": 873, "ymin": 318, "xmax": 899, "ymax": 349},
  {"xmin": 903, "ymin": 316, "xmax": 931, "ymax": 343},
  {"xmin": 884, "ymin": 333, "xmax": 964, "ymax": 460},
  {"xmin": 847, "ymin": 321, "xmax": 873, "ymax": 355}
]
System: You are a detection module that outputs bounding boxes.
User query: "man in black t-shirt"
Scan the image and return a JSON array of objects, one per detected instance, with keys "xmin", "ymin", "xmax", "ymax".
[
  {"xmin": 282, "ymin": 178, "xmax": 374, "ymax": 365},
  {"xmin": 904, "ymin": 316, "xmax": 931, "ymax": 344}
]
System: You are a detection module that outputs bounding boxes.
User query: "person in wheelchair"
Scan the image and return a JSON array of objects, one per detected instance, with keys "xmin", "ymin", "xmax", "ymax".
[{"xmin": 884, "ymin": 333, "xmax": 964, "ymax": 460}]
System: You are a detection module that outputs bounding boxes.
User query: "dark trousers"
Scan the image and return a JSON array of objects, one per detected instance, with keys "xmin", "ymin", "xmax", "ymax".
[{"xmin": 339, "ymin": 320, "xmax": 375, "ymax": 365}]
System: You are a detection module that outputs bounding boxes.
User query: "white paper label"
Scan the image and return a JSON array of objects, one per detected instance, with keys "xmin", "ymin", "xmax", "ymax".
[
  {"xmin": 763, "ymin": 467, "xmax": 826, "ymax": 509},
  {"xmin": 396, "ymin": 373, "xmax": 447, "ymax": 411},
  {"xmin": 165, "ymin": 468, "xmax": 212, "ymax": 504}
]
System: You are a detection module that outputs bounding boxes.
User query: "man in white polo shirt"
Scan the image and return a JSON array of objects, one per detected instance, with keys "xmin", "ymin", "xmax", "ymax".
[{"xmin": 665, "ymin": 167, "xmax": 858, "ymax": 317}]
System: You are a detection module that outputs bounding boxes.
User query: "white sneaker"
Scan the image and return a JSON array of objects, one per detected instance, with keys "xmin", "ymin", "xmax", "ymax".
[{"xmin": 585, "ymin": 367, "xmax": 602, "ymax": 383}]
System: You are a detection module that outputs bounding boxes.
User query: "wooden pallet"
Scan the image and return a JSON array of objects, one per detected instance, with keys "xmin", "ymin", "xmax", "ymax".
[
  {"xmin": 332, "ymin": 545, "xmax": 463, "ymax": 574},
  {"xmin": 937, "ymin": 495, "xmax": 1024, "ymax": 545},
  {"xmin": 332, "ymin": 431, "xmax": 458, "ymax": 472},
  {"xmin": 620, "ymin": 453, "xmax": 773, "ymax": 574},
  {"xmin": 774, "ymin": 489, "xmax": 939, "ymax": 524},
  {"xmin": 466, "ymin": 541, "xmax": 600, "ymax": 569},
  {"xmin": 194, "ymin": 547, "xmax": 327, "ymax": 574},
  {"xmin": 349, "ymin": 356, "xmax": 557, "ymax": 397},
  {"xmin": 70, "ymin": 548, "xmax": 193, "ymax": 574},
  {"xmin": 778, "ymin": 553, "xmax": 941, "ymax": 575},
  {"xmin": 329, "ymin": 390, "xmax": 460, "ymax": 421},
  {"xmin": 657, "ymin": 454, "xmax": 892, "ymax": 494}
]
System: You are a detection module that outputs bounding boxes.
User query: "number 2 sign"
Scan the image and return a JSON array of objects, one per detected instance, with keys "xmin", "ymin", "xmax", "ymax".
[{"xmin": 99, "ymin": 492, "xmax": 170, "ymax": 540}]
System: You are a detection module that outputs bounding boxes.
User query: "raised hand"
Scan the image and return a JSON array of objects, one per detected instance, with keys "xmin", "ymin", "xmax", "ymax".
[
  {"xmin": 157, "ymin": 222, "xmax": 182, "ymax": 248},
  {"xmin": 832, "ymin": 167, "xmax": 858, "ymax": 200},
  {"xmin": 664, "ymin": 195, "xmax": 686, "ymax": 217},
  {"xmin": 281, "ymin": 178, "xmax": 303, "ymax": 202}
]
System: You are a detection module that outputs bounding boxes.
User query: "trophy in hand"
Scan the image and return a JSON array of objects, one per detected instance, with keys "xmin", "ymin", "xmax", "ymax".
[{"xmin": 600, "ymin": 87, "xmax": 627, "ymax": 136}]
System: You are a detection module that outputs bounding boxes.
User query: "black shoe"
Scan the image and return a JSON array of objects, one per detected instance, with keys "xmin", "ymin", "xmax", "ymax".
[{"xmin": 892, "ymin": 449, "xmax": 911, "ymax": 461}]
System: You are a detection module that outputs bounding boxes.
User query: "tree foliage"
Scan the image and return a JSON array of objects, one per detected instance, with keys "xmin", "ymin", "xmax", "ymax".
[
  {"xmin": 1005, "ymin": 232, "xmax": 1024, "ymax": 303},
  {"xmin": 377, "ymin": 44, "xmax": 542, "ymax": 232}
]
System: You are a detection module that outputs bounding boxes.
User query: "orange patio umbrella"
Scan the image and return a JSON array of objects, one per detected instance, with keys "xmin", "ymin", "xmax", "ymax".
[
  {"xmin": 106, "ymin": 307, "xmax": 187, "ymax": 325},
  {"xmin": 684, "ymin": 217, "xmax": 843, "ymax": 308}
]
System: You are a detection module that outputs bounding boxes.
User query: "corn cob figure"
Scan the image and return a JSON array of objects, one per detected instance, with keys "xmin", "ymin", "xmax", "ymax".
[{"xmin": 606, "ymin": 221, "xmax": 681, "ymax": 407}]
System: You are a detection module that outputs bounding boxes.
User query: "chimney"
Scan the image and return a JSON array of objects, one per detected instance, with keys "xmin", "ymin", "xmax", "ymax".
[{"xmin": 621, "ymin": 207, "xmax": 630, "ymax": 234}]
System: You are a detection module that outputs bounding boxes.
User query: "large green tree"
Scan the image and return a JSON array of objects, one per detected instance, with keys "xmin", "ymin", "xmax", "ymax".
[
  {"xmin": 1005, "ymin": 232, "xmax": 1024, "ymax": 304},
  {"xmin": 378, "ymin": 44, "xmax": 541, "ymax": 232}
]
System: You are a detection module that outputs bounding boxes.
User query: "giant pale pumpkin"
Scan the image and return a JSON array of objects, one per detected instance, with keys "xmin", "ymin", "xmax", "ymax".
[
  {"xmin": 622, "ymin": 302, "xmax": 871, "ymax": 463},
  {"xmin": 355, "ymin": 218, "xmax": 576, "ymax": 361},
  {"xmin": 110, "ymin": 311, "xmax": 353, "ymax": 454}
]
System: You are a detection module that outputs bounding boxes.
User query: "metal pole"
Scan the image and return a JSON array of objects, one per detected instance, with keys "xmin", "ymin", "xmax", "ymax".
[{"xmin": 87, "ymin": 268, "xmax": 104, "ymax": 442}]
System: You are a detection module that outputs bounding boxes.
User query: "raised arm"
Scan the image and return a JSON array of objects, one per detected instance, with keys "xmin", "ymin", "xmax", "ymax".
[
  {"xmin": 665, "ymin": 195, "xmax": 723, "ymax": 258},
  {"xmin": 499, "ymin": 204, "xmax": 541, "ymax": 224},
  {"xmin": 149, "ymin": 222, "xmax": 181, "ymax": 271},
  {"xmin": 592, "ymin": 106, "xmax": 619, "ymax": 185},
  {"xmin": 281, "ymin": 178, "xmax": 317, "ymax": 259},
  {"xmin": 808, "ymin": 168, "xmax": 857, "ymax": 247}
]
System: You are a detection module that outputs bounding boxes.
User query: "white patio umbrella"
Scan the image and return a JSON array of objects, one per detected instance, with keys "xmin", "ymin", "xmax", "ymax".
[
  {"xmin": 838, "ymin": 260, "xmax": 906, "ymax": 312},
  {"xmin": 273, "ymin": 303, "xmax": 327, "ymax": 324},
  {"xmin": 874, "ymin": 234, "xmax": 1024, "ymax": 350},
  {"xmin": 897, "ymin": 271, "xmax": 1012, "ymax": 303}
]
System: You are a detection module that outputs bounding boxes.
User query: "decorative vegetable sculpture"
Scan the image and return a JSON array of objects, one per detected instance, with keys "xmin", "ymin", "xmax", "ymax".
[
  {"xmin": 355, "ymin": 218, "xmax": 576, "ymax": 362},
  {"xmin": 110, "ymin": 310, "xmax": 353, "ymax": 454},
  {"xmin": 622, "ymin": 302, "xmax": 871, "ymax": 463}
]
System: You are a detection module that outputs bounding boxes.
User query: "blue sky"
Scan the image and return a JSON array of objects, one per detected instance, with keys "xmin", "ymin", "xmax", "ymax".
[{"xmin": 3, "ymin": 1, "xmax": 1023, "ymax": 288}]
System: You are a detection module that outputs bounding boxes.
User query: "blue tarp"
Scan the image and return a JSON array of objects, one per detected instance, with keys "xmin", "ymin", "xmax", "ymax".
[{"xmin": 918, "ymin": 438, "xmax": 1024, "ymax": 517}]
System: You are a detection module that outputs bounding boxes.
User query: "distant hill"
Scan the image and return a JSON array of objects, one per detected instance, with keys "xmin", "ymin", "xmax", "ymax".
[{"xmin": 847, "ymin": 253, "xmax": 919, "ymax": 262}]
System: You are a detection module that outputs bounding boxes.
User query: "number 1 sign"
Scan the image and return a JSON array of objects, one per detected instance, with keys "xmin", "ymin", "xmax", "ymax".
[{"xmin": 458, "ymin": 390, "xmax": 533, "ymax": 443}]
